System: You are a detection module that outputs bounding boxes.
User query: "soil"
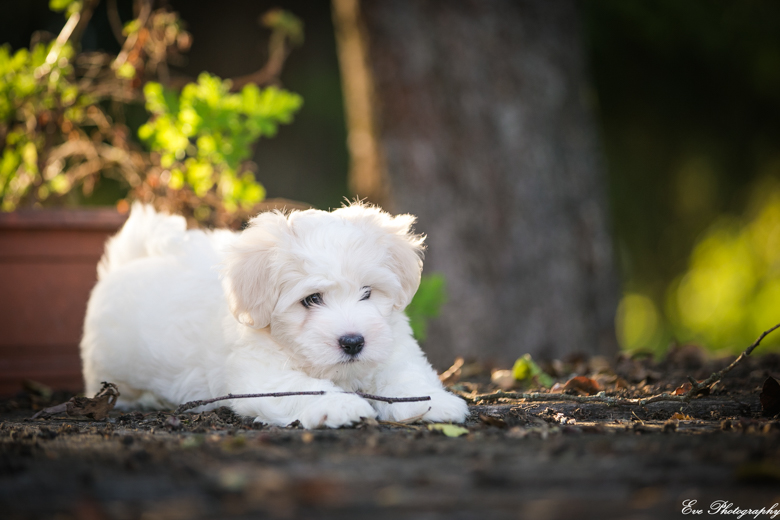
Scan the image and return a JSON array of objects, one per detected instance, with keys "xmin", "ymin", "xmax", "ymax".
[{"xmin": 2, "ymin": 352, "xmax": 780, "ymax": 520}]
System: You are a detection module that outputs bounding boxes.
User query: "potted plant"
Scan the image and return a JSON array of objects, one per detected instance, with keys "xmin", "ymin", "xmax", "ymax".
[{"xmin": 0, "ymin": 0, "xmax": 304, "ymax": 395}]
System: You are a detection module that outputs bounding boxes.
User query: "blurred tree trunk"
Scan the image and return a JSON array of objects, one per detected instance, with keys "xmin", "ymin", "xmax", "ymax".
[{"xmin": 333, "ymin": 0, "xmax": 619, "ymax": 368}]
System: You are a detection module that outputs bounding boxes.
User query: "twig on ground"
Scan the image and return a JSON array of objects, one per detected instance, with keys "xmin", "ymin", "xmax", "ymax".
[
  {"xmin": 175, "ymin": 391, "xmax": 431, "ymax": 414},
  {"xmin": 467, "ymin": 390, "xmax": 691, "ymax": 407},
  {"xmin": 470, "ymin": 322, "xmax": 780, "ymax": 408},
  {"xmin": 353, "ymin": 392, "xmax": 431, "ymax": 404},
  {"xmin": 686, "ymin": 322, "xmax": 780, "ymax": 395}
]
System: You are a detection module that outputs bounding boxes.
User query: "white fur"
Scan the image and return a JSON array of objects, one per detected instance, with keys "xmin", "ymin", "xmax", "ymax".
[{"xmin": 80, "ymin": 202, "xmax": 468, "ymax": 428}]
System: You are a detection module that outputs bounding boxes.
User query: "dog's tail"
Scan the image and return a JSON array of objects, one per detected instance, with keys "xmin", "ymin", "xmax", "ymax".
[{"xmin": 97, "ymin": 202, "xmax": 188, "ymax": 279}]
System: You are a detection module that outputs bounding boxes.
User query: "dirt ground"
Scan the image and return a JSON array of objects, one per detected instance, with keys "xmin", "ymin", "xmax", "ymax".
[{"xmin": 2, "ymin": 352, "xmax": 780, "ymax": 520}]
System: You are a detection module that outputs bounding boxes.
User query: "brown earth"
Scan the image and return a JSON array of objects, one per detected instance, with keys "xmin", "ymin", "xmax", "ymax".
[{"xmin": 2, "ymin": 352, "xmax": 780, "ymax": 520}]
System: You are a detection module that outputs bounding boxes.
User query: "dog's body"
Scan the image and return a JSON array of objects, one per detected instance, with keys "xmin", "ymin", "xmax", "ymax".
[{"xmin": 80, "ymin": 203, "xmax": 468, "ymax": 428}]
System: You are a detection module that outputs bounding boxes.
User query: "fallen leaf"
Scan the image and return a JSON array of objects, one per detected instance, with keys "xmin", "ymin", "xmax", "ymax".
[
  {"xmin": 562, "ymin": 376, "xmax": 601, "ymax": 396},
  {"xmin": 31, "ymin": 382, "xmax": 119, "ymax": 421},
  {"xmin": 672, "ymin": 382, "xmax": 692, "ymax": 395},
  {"xmin": 613, "ymin": 377, "xmax": 630, "ymax": 390},
  {"xmin": 671, "ymin": 412, "xmax": 693, "ymax": 421},
  {"xmin": 760, "ymin": 377, "xmax": 780, "ymax": 416},
  {"xmin": 479, "ymin": 414, "xmax": 507, "ymax": 428},
  {"xmin": 511, "ymin": 354, "xmax": 554, "ymax": 388},
  {"xmin": 428, "ymin": 423, "xmax": 469, "ymax": 437}
]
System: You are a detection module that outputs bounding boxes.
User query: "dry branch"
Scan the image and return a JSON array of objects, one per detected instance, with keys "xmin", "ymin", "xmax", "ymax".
[
  {"xmin": 175, "ymin": 391, "xmax": 431, "ymax": 414},
  {"xmin": 686, "ymin": 322, "xmax": 780, "ymax": 394}
]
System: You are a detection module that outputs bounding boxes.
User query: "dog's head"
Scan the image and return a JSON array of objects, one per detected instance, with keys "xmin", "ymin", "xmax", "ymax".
[{"xmin": 222, "ymin": 203, "xmax": 424, "ymax": 372}]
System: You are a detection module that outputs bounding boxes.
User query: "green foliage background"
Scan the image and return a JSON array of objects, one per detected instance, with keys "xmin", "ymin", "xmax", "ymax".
[
  {"xmin": 406, "ymin": 274, "xmax": 446, "ymax": 342},
  {"xmin": 585, "ymin": 0, "xmax": 780, "ymax": 354},
  {"xmin": 0, "ymin": 40, "xmax": 89, "ymax": 210},
  {"xmin": 139, "ymin": 75, "xmax": 301, "ymax": 211}
]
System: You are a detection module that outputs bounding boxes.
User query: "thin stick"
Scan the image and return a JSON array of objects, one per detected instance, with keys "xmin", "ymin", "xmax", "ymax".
[
  {"xmin": 686, "ymin": 322, "xmax": 780, "ymax": 395},
  {"xmin": 471, "ymin": 322, "xmax": 780, "ymax": 408},
  {"xmin": 469, "ymin": 390, "xmax": 689, "ymax": 407},
  {"xmin": 175, "ymin": 391, "xmax": 431, "ymax": 414},
  {"xmin": 354, "ymin": 392, "xmax": 431, "ymax": 404}
]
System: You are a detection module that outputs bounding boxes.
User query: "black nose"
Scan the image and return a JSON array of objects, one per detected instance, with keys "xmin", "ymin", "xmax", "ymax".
[{"xmin": 338, "ymin": 334, "xmax": 364, "ymax": 356}]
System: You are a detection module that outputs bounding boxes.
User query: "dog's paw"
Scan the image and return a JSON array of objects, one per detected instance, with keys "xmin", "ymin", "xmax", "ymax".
[
  {"xmin": 379, "ymin": 390, "xmax": 469, "ymax": 424},
  {"xmin": 298, "ymin": 393, "xmax": 377, "ymax": 429}
]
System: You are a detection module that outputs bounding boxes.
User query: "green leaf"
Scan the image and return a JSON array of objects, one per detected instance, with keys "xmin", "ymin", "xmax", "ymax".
[
  {"xmin": 49, "ymin": 0, "xmax": 78, "ymax": 13},
  {"xmin": 135, "ymin": 72, "xmax": 302, "ymax": 217},
  {"xmin": 21, "ymin": 142, "xmax": 38, "ymax": 171},
  {"xmin": 428, "ymin": 424, "xmax": 469, "ymax": 437},
  {"xmin": 168, "ymin": 169, "xmax": 184, "ymax": 190},
  {"xmin": 261, "ymin": 9, "xmax": 304, "ymax": 46},
  {"xmin": 511, "ymin": 354, "xmax": 554, "ymax": 388},
  {"xmin": 49, "ymin": 174, "xmax": 71, "ymax": 194},
  {"xmin": 116, "ymin": 62, "xmax": 136, "ymax": 80},
  {"xmin": 405, "ymin": 273, "xmax": 447, "ymax": 341},
  {"xmin": 123, "ymin": 19, "xmax": 141, "ymax": 36}
]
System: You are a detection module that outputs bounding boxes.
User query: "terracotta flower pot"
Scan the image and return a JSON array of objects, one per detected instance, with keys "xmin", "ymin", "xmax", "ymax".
[{"xmin": 0, "ymin": 208, "xmax": 127, "ymax": 396}]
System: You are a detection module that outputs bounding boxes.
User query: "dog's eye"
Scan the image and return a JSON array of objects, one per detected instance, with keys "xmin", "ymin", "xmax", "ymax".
[
  {"xmin": 360, "ymin": 287, "xmax": 371, "ymax": 301},
  {"xmin": 302, "ymin": 293, "xmax": 323, "ymax": 308}
]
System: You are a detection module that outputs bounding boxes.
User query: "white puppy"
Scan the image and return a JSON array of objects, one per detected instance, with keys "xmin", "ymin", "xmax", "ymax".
[{"xmin": 80, "ymin": 202, "xmax": 468, "ymax": 428}]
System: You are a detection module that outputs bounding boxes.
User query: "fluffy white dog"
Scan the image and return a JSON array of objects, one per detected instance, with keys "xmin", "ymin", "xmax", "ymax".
[{"xmin": 80, "ymin": 202, "xmax": 468, "ymax": 428}]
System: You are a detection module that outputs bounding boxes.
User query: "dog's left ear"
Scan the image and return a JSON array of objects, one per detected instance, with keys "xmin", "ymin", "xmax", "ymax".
[
  {"xmin": 381, "ymin": 213, "xmax": 426, "ymax": 311},
  {"xmin": 222, "ymin": 211, "xmax": 290, "ymax": 328}
]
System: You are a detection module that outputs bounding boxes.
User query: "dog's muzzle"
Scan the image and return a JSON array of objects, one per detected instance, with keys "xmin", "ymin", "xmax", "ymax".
[{"xmin": 338, "ymin": 334, "xmax": 364, "ymax": 356}]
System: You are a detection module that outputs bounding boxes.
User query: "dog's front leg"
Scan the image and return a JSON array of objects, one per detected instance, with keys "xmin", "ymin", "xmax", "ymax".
[
  {"xmin": 369, "ymin": 350, "xmax": 469, "ymax": 424},
  {"xmin": 224, "ymin": 354, "xmax": 377, "ymax": 429}
]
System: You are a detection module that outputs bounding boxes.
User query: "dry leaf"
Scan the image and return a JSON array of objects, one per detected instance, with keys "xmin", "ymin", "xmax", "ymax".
[
  {"xmin": 31, "ymin": 382, "xmax": 119, "ymax": 421},
  {"xmin": 563, "ymin": 376, "xmax": 601, "ymax": 396},
  {"xmin": 671, "ymin": 412, "xmax": 693, "ymax": 421},
  {"xmin": 672, "ymin": 382, "xmax": 692, "ymax": 395},
  {"xmin": 479, "ymin": 414, "xmax": 507, "ymax": 428},
  {"xmin": 613, "ymin": 377, "xmax": 629, "ymax": 389}
]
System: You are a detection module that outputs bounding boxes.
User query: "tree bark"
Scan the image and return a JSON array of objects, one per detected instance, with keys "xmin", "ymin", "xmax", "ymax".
[{"xmin": 338, "ymin": 0, "xmax": 619, "ymax": 368}]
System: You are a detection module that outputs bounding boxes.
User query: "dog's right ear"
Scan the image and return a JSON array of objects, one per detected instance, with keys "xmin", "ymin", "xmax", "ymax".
[{"xmin": 222, "ymin": 211, "xmax": 289, "ymax": 329}]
